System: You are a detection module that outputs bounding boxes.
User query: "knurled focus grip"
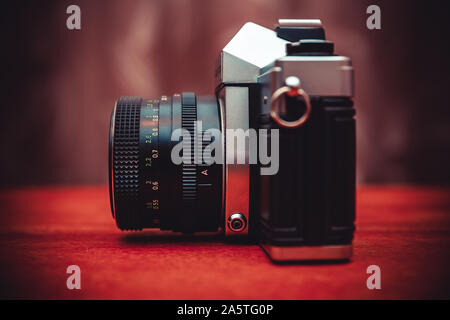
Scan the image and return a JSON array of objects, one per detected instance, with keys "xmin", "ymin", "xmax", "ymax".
[
  {"xmin": 110, "ymin": 97, "xmax": 142, "ymax": 230},
  {"xmin": 181, "ymin": 93, "xmax": 198, "ymax": 203}
]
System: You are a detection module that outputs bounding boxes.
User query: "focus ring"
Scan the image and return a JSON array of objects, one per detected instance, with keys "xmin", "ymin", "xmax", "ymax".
[
  {"xmin": 112, "ymin": 97, "xmax": 142, "ymax": 230},
  {"xmin": 181, "ymin": 93, "xmax": 198, "ymax": 202}
]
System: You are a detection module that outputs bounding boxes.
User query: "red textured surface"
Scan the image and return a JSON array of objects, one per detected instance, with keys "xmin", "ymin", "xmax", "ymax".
[{"xmin": 0, "ymin": 186, "xmax": 449, "ymax": 299}]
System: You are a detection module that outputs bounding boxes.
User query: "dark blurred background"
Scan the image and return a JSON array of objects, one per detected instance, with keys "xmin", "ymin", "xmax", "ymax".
[{"xmin": 0, "ymin": 0, "xmax": 449, "ymax": 187}]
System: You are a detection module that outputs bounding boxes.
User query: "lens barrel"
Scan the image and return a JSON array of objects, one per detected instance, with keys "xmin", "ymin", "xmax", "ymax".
[{"xmin": 109, "ymin": 93, "xmax": 222, "ymax": 233}]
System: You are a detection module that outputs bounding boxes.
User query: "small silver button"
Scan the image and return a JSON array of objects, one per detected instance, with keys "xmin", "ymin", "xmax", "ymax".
[{"xmin": 227, "ymin": 213, "xmax": 247, "ymax": 232}]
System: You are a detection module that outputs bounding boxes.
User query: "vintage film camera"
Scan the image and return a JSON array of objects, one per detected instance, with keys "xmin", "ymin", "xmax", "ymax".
[{"xmin": 109, "ymin": 19, "xmax": 355, "ymax": 261}]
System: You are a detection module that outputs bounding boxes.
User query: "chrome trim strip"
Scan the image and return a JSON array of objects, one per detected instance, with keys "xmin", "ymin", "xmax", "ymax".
[
  {"xmin": 224, "ymin": 86, "xmax": 249, "ymax": 236},
  {"xmin": 278, "ymin": 19, "xmax": 322, "ymax": 28},
  {"xmin": 261, "ymin": 244, "xmax": 353, "ymax": 261},
  {"xmin": 275, "ymin": 56, "xmax": 354, "ymax": 97},
  {"xmin": 218, "ymin": 96, "xmax": 226, "ymax": 227}
]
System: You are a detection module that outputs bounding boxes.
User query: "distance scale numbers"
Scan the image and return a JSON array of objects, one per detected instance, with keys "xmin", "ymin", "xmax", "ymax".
[{"xmin": 141, "ymin": 100, "xmax": 160, "ymax": 225}]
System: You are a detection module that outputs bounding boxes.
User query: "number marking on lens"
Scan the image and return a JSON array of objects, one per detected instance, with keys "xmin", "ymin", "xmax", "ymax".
[
  {"xmin": 146, "ymin": 200, "xmax": 159, "ymax": 210},
  {"xmin": 140, "ymin": 99, "xmax": 161, "ymax": 223}
]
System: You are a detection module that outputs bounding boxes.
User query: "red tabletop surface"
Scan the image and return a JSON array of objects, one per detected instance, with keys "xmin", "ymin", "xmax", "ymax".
[{"xmin": 0, "ymin": 186, "xmax": 449, "ymax": 299}]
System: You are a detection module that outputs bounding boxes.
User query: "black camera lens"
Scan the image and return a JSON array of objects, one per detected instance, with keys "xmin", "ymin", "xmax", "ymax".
[{"xmin": 109, "ymin": 93, "xmax": 223, "ymax": 233}]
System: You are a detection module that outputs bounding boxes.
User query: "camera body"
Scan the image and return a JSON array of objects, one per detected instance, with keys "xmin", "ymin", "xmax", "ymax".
[
  {"xmin": 216, "ymin": 20, "xmax": 355, "ymax": 260},
  {"xmin": 109, "ymin": 19, "xmax": 355, "ymax": 261}
]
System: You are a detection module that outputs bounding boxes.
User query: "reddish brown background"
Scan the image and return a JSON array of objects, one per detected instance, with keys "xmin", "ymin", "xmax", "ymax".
[{"xmin": 0, "ymin": 0, "xmax": 449, "ymax": 187}]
